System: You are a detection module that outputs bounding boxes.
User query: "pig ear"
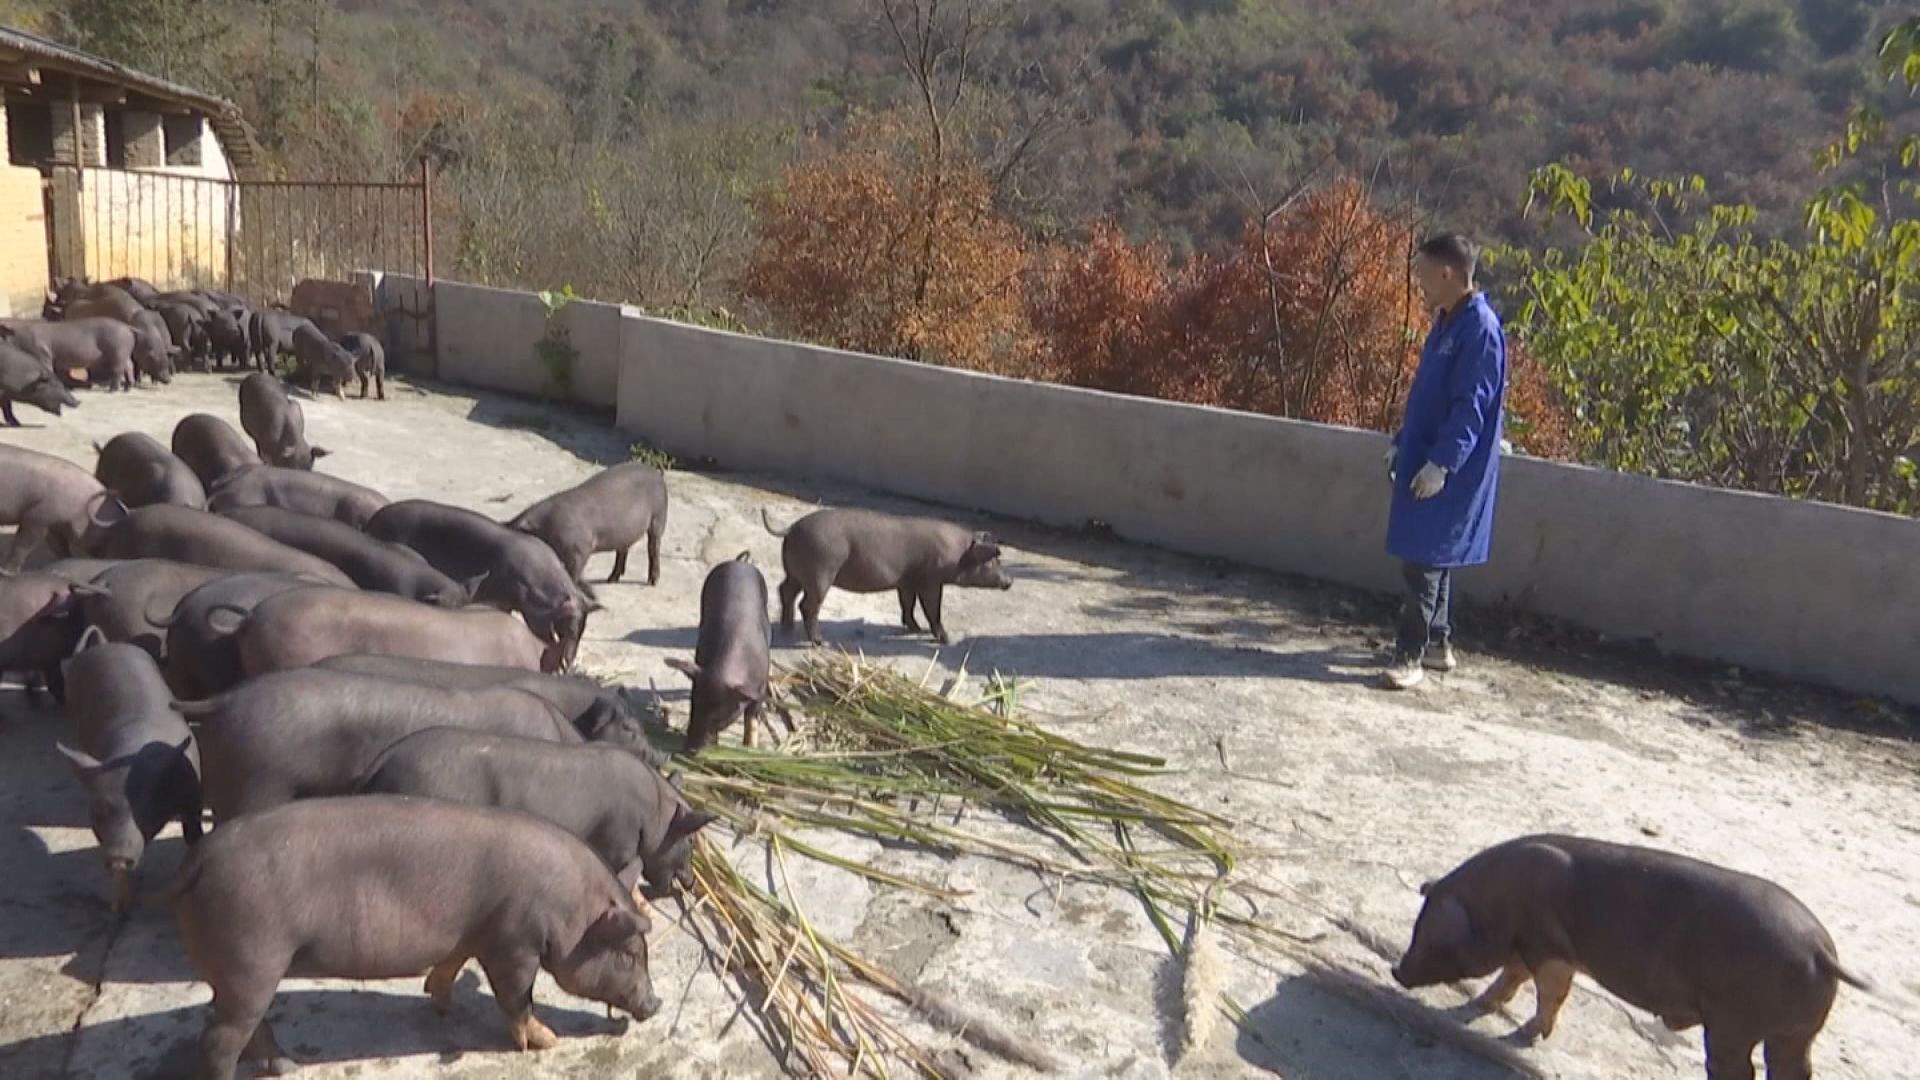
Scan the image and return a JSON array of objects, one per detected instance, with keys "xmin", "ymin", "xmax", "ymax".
[
  {"xmin": 664, "ymin": 657, "xmax": 700, "ymax": 681},
  {"xmin": 71, "ymin": 625, "xmax": 107, "ymax": 655},
  {"xmin": 37, "ymin": 593, "xmax": 78, "ymax": 620},
  {"xmin": 86, "ymin": 491, "xmax": 128, "ymax": 528},
  {"xmin": 960, "ymin": 540, "xmax": 1002, "ymax": 568},
  {"xmin": 665, "ymin": 806, "xmax": 718, "ymax": 844},
  {"xmin": 582, "ymin": 903, "xmax": 648, "ymax": 950},
  {"xmin": 1422, "ymin": 894, "xmax": 1473, "ymax": 950},
  {"xmin": 56, "ymin": 741, "xmax": 103, "ymax": 776}
]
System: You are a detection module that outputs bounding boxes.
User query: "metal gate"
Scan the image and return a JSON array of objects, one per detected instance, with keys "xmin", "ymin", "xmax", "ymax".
[{"xmin": 44, "ymin": 161, "xmax": 434, "ymax": 304}]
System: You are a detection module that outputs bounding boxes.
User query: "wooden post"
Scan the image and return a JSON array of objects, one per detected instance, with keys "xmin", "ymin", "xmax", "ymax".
[
  {"xmin": 420, "ymin": 156, "xmax": 437, "ymax": 377},
  {"xmin": 224, "ymin": 182, "xmax": 236, "ymax": 294}
]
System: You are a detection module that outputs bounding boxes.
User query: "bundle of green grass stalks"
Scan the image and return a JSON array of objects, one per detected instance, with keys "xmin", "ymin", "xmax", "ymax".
[
  {"xmin": 670, "ymin": 651, "xmax": 1275, "ymax": 1076},
  {"xmin": 672, "ymin": 651, "xmax": 1551, "ymax": 1078}
]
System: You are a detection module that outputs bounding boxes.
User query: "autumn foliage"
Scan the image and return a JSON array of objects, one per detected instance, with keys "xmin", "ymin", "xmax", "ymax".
[
  {"xmin": 745, "ymin": 160, "xmax": 1569, "ymax": 456},
  {"xmin": 740, "ymin": 120, "xmax": 1030, "ymax": 373}
]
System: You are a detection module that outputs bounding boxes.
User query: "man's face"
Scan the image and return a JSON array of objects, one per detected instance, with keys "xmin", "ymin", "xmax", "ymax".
[{"xmin": 1413, "ymin": 254, "xmax": 1459, "ymax": 310}]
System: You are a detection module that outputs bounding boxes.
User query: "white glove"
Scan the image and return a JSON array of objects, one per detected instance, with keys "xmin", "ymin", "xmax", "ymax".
[
  {"xmin": 1411, "ymin": 462, "xmax": 1447, "ymax": 500},
  {"xmin": 1384, "ymin": 444, "xmax": 1398, "ymax": 482}
]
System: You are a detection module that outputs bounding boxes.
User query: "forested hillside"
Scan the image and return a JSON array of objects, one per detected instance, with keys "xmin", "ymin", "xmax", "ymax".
[
  {"xmin": 12, "ymin": 2, "xmax": 1920, "ymax": 514},
  {"xmin": 25, "ymin": 1, "xmax": 1916, "ymax": 249}
]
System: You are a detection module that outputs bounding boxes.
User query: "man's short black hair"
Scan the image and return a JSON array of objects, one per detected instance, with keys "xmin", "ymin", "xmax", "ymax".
[{"xmin": 1416, "ymin": 234, "xmax": 1478, "ymax": 278}]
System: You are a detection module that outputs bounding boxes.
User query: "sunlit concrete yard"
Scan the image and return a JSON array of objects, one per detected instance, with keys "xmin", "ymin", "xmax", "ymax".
[{"xmin": 2, "ymin": 372, "xmax": 1916, "ymax": 1080}]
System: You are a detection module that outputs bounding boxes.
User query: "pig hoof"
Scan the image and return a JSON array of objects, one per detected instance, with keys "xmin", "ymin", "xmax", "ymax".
[
  {"xmin": 513, "ymin": 1016, "xmax": 560, "ymax": 1051},
  {"xmin": 259, "ymin": 1054, "xmax": 298, "ymax": 1076},
  {"xmin": 1514, "ymin": 1019, "xmax": 1552, "ymax": 1044}
]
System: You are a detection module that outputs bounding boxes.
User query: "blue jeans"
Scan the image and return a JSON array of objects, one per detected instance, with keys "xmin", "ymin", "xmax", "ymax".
[{"xmin": 1395, "ymin": 562, "xmax": 1452, "ymax": 660}]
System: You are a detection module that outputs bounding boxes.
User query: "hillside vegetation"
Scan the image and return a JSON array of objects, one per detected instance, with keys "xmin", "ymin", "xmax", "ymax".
[{"xmin": 15, "ymin": 2, "xmax": 1920, "ymax": 512}]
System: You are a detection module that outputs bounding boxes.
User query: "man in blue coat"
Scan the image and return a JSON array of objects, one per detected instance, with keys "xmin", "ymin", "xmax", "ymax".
[{"xmin": 1380, "ymin": 234, "xmax": 1506, "ymax": 690}]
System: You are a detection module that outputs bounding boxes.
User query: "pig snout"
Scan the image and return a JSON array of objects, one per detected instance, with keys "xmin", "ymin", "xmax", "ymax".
[
  {"xmin": 1389, "ymin": 947, "xmax": 1447, "ymax": 989},
  {"xmin": 632, "ymin": 991, "xmax": 663, "ymax": 1022},
  {"xmin": 955, "ymin": 559, "xmax": 1013, "ymax": 591}
]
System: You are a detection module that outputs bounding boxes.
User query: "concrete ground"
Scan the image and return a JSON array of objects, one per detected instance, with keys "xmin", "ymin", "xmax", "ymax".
[{"xmin": 1, "ymin": 373, "xmax": 1916, "ymax": 1080}]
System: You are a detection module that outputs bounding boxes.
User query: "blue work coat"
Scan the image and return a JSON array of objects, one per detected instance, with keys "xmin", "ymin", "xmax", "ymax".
[{"xmin": 1387, "ymin": 293, "xmax": 1506, "ymax": 568}]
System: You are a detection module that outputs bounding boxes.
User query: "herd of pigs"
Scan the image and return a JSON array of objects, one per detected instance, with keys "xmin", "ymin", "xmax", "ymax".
[
  {"xmin": 0, "ymin": 280, "xmax": 1880, "ymax": 1080},
  {"xmin": 0, "ymin": 276, "xmax": 383, "ymax": 422}
]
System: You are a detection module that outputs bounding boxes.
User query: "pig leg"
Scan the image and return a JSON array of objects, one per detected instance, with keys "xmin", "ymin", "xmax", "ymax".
[
  {"xmin": 478, "ymin": 949, "xmax": 560, "ymax": 1051},
  {"xmin": 916, "ymin": 583, "xmax": 949, "ymax": 645},
  {"xmin": 1469, "ymin": 962, "xmax": 1530, "ymax": 1015},
  {"xmin": 799, "ymin": 587, "xmax": 825, "ymax": 646},
  {"xmin": 425, "ymin": 951, "xmax": 472, "ymax": 1015},
  {"xmin": 3, "ymin": 523, "xmax": 46, "ymax": 573},
  {"xmin": 358, "ymin": 372, "xmax": 370, "ymax": 399},
  {"xmin": 897, "ymin": 586, "xmax": 922, "ymax": 633},
  {"xmin": 1760, "ymin": 1030, "xmax": 1815, "ymax": 1080},
  {"xmin": 242, "ymin": 1018, "xmax": 295, "ymax": 1077},
  {"xmin": 609, "ymin": 547, "xmax": 628, "ymax": 584},
  {"xmin": 42, "ymin": 663, "xmax": 65, "ymax": 704},
  {"xmin": 744, "ymin": 700, "xmax": 764, "ymax": 748},
  {"xmin": 199, "ymin": 971, "xmax": 291, "ymax": 1080},
  {"xmin": 375, "ymin": 371, "xmax": 385, "ymax": 400},
  {"xmin": 778, "ymin": 578, "xmax": 800, "ymax": 633},
  {"xmin": 646, "ymin": 524, "xmax": 663, "ymax": 586},
  {"xmin": 1515, "ymin": 958, "xmax": 1574, "ymax": 1042},
  {"xmin": 1, "ymin": 397, "xmax": 17, "ymax": 426},
  {"xmin": 1703, "ymin": 1025, "xmax": 1761, "ymax": 1080}
]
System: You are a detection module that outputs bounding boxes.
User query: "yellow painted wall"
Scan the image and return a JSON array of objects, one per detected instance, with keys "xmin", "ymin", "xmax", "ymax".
[{"xmin": 0, "ymin": 165, "xmax": 49, "ymax": 318}]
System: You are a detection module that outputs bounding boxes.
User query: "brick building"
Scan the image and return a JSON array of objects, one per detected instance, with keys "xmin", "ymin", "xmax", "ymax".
[{"xmin": 0, "ymin": 27, "xmax": 259, "ymax": 315}]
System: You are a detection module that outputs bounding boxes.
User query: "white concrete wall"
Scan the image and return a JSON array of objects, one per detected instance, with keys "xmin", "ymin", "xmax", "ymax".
[
  {"xmin": 431, "ymin": 279, "xmax": 621, "ymax": 406},
  {"xmin": 403, "ymin": 276, "xmax": 1920, "ymax": 704}
]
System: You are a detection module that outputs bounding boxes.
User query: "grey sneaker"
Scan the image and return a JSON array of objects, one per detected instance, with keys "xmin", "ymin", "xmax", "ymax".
[
  {"xmin": 1424, "ymin": 641, "xmax": 1457, "ymax": 673},
  {"xmin": 1379, "ymin": 654, "xmax": 1425, "ymax": 690}
]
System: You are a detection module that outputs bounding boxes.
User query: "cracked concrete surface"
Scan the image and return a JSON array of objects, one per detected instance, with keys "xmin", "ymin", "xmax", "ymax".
[{"xmin": 2, "ymin": 373, "xmax": 1917, "ymax": 1079}]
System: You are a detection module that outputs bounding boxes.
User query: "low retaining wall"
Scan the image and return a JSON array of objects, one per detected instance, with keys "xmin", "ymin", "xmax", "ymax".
[
  {"xmin": 414, "ymin": 279, "xmax": 623, "ymax": 406},
  {"xmin": 404, "ymin": 276, "xmax": 1920, "ymax": 704}
]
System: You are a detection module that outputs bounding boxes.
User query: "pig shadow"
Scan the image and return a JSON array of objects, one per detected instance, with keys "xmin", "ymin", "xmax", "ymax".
[
  {"xmin": 0, "ymin": 682, "xmax": 61, "ymax": 725},
  {"xmin": 1236, "ymin": 974, "xmax": 1538, "ymax": 1079},
  {"xmin": 460, "ymin": 392, "xmax": 628, "ymax": 467},
  {"xmin": 623, "ymin": 621, "xmax": 955, "ymax": 661},
  {"xmin": 0, "ymin": 833, "xmax": 120, "ymax": 966},
  {"xmin": 620, "ymin": 625, "xmax": 701, "ymax": 652},
  {"xmin": 20, "ymin": 979, "xmax": 624, "ymax": 1079},
  {"xmin": 954, "ymin": 632, "xmax": 1379, "ymax": 684}
]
